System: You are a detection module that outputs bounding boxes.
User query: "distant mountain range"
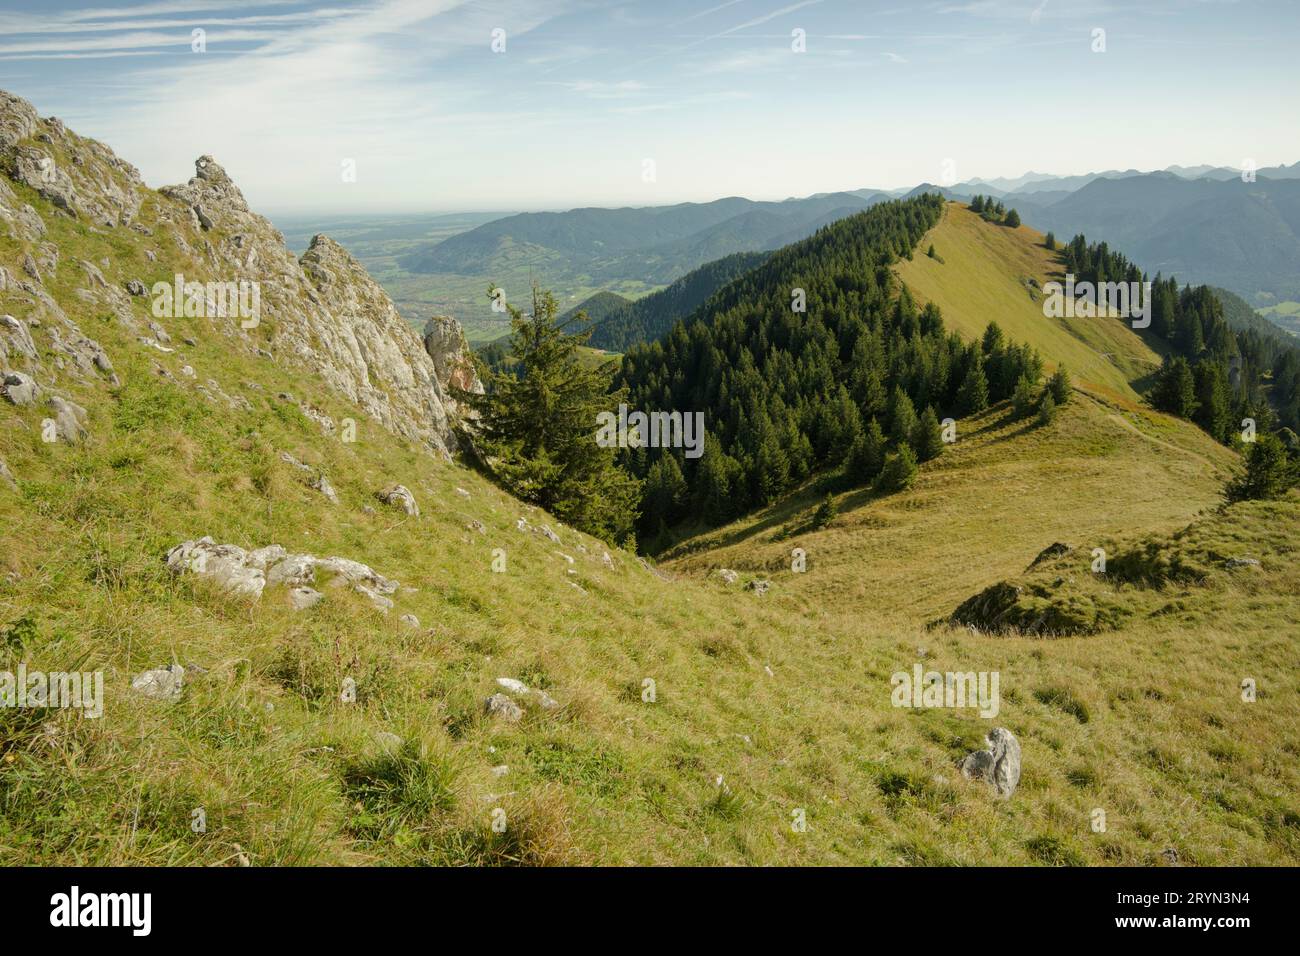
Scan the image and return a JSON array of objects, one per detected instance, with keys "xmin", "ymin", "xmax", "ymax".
[
  {"xmin": 387, "ymin": 161, "xmax": 1300, "ymax": 342},
  {"xmin": 398, "ymin": 191, "xmax": 889, "ymax": 286}
]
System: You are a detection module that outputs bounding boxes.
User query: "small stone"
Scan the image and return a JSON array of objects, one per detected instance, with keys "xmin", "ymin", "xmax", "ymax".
[
  {"xmin": 484, "ymin": 693, "xmax": 523, "ymax": 722},
  {"xmin": 377, "ymin": 484, "xmax": 419, "ymax": 517},
  {"xmin": 400, "ymin": 613, "xmax": 420, "ymax": 629},
  {"xmin": 310, "ymin": 473, "xmax": 339, "ymax": 504},
  {"xmin": 1, "ymin": 371, "xmax": 40, "ymax": 406},
  {"xmin": 745, "ymin": 578, "xmax": 771, "ymax": 595},
  {"xmin": 1224, "ymin": 557, "xmax": 1260, "ymax": 570},
  {"xmin": 131, "ymin": 664, "xmax": 184, "ymax": 701},
  {"xmin": 715, "ymin": 568, "xmax": 739, "ymax": 584},
  {"xmin": 495, "ymin": 677, "xmax": 529, "ymax": 694},
  {"xmin": 960, "ymin": 727, "xmax": 1021, "ymax": 798}
]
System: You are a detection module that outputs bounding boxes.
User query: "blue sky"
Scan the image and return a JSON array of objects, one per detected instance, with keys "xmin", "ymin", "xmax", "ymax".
[{"xmin": 1, "ymin": 0, "xmax": 1297, "ymax": 214}]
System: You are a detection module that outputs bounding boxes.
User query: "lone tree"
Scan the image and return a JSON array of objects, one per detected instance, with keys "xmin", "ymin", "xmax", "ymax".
[
  {"xmin": 812, "ymin": 492, "xmax": 838, "ymax": 529},
  {"xmin": 462, "ymin": 283, "xmax": 641, "ymax": 543},
  {"xmin": 1225, "ymin": 433, "xmax": 1295, "ymax": 502},
  {"xmin": 1004, "ymin": 208, "xmax": 1021, "ymax": 228}
]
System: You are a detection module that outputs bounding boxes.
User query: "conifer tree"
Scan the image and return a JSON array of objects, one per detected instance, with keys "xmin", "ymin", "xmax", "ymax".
[
  {"xmin": 1011, "ymin": 375, "xmax": 1036, "ymax": 419},
  {"xmin": 888, "ymin": 385, "xmax": 919, "ymax": 448},
  {"xmin": 1152, "ymin": 355, "xmax": 1198, "ymax": 419},
  {"xmin": 1225, "ymin": 433, "xmax": 1294, "ymax": 501},
  {"xmin": 1047, "ymin": 365, "xmax": 1071, "ymax": 405},
  {"xmin": 1037, "ymin": 391, "xmax": 1057, "ymax": 427},
  {"xmin": 877, "ymin": 444, "xmax": 918, "ymax": 493},
  {"xmin": 912, "ymin": 406, "xmax": 945, "ymax": 462},
  {"xmin": 956, "ymin": 350, "xmax": 990, "ymax": 415},
  {"xmin": 846, "ymin": 418, "xmax": 887, "ymax": 485},
  {"xmin": 464, "ymin": 283, "xmax": 641, "ymax": 542},
  {"xmin": 812, "ymin": 492, "xmax": 838, "ymax": 529}
]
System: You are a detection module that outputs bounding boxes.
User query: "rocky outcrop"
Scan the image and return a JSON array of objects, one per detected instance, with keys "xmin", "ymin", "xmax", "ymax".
[
  {"xmin": 0, "ymin": 91, "xmax": 145, "ymax": 227},
  {"xmin": 165, "ymin": 537, "xmax": 399, "ymax": 611},
  {"xmin": 423, "ymin": 315, "xmax": 483, "ymax": 408},
  {"xmin": 0, "ymin": 87, "xmax": 480, "ymax": 460}
]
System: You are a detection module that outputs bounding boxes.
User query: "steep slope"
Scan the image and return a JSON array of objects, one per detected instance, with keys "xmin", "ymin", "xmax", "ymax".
[
  {"xmin": 586, "ymin": 249, "xmax": 769, "ymax": 352},
  {"xmin": 1, "ymin": 91, "xmax": 1296, "ymax": 868},
  {"xmin": 896, "ymin": 203, "xmax": 1162, "ymax": 404}
]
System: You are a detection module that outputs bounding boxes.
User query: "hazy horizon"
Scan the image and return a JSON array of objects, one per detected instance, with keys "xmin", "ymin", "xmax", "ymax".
[{"xmin": 2, "ymin": 0, "xmax": 1299, "ymax": 215}]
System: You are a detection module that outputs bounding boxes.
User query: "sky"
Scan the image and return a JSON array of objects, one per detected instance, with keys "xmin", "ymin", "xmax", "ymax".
[{"xmin": 0, "ymin": 0, "xmax": 1297, "ymax": 215}]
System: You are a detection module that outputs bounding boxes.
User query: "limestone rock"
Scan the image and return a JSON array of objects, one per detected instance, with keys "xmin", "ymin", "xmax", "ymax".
[
  {"xmin": 1, "ymin": 371, "xmax": 39, "ymax": 406},
  {"xmin": 960, "ymin": 727, "xmax": 1021, "ymax": 798},
  {"xmin": 310, "ymin": 473, "xmax": 339, "ymax": 504},
  {"xmin": 165, "ymin": 537, "xmax": 266, "ymax": 598},
  {"xmin": 378, "ymin": 484, "xmax": 419, "ymax": 517},
  {"xmin": 715, "ymin": 568, "xmax": 739, "ymax": 584},
  {"xmin": 287, "ymin": 586, "xmax": 324, "ymax": 611},
  {"xmin": 0, "ymin": 313, "xmax": 38, "ymax": 364},
  {"xmin": 46, "ymin": 395, "xmax": 88, "ymax": 443},
  {"xmin": 484, "ymin": 693, "xmax": 523, "ymax": 722},
  {"xmin": 131, "ymin": 664, "xmax": 184, "ymax": 701},
  {"xmin": 422, "ymin": 315, "xmax": 483, "ymax": 408}
]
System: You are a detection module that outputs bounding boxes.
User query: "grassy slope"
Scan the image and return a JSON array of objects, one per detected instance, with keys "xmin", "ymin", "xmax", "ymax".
[
  {"xmin": 896, "ymin": 203, "xmax": 1163, "ymax": 405},
  {"xmin": 2, "ymin": 173, "xmax": 1297, "ymax": 866}
]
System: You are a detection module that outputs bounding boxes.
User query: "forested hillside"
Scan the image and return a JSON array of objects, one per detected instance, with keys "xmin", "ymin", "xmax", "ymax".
[
  {"xmin": 586, "ymin": 250, "xmax": 769, "ymax": 352},
  {"xmin": 619, "ymin": 195, "xmax": 1044, "ymax": 543}
]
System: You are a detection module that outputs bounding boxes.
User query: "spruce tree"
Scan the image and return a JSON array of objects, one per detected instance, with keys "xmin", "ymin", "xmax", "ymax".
[
  {"xmin": 1037, "ymin": 391, "xmax": 1057, "ymax": 427},
  {"xmin": 812, "ymin": 492, "xmax": 838, "ymax": 529},
  {"xmin": 1193, "ymin": 360, "xmax": 1231, "ymax": 442},
  {"xmin": 1012, "ymin": 375, "xmax": 1036, "ymax": 419},
  {"xmin": 888, "ymin": 385, "xmax": 919, "ymax": 449},
  {"xmin": 1152, "ymin": 356, "xmax": 1198, "ymax": 419},
  {"xmin": 1047, "ymin": 365, "xmax": 1071, "ymax": 405},
  {"xmin": 463, "ymin": 283, "xmax": 641, "ymax": 542},
  {"xmin": 957, "ymin": 351, "xmax": 990, "ymax": 415},
  {"xmin": 1005, "ymin": 208, "xmax": 1021, "ymax": 228},
  {"xmin": 877, "ymin": 445, "xmax": 918, "ymax": 493},
  {"xmin": 846, "ymin": 418, "xmax": 887, "ymax": 485},
  {"xmin": 912, "ymin": 406, "xmax": 945, "ymax": 462},
  {"xmin": 1225, "ymin": 433, "xmax": 1294, "ymax": 502}
]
